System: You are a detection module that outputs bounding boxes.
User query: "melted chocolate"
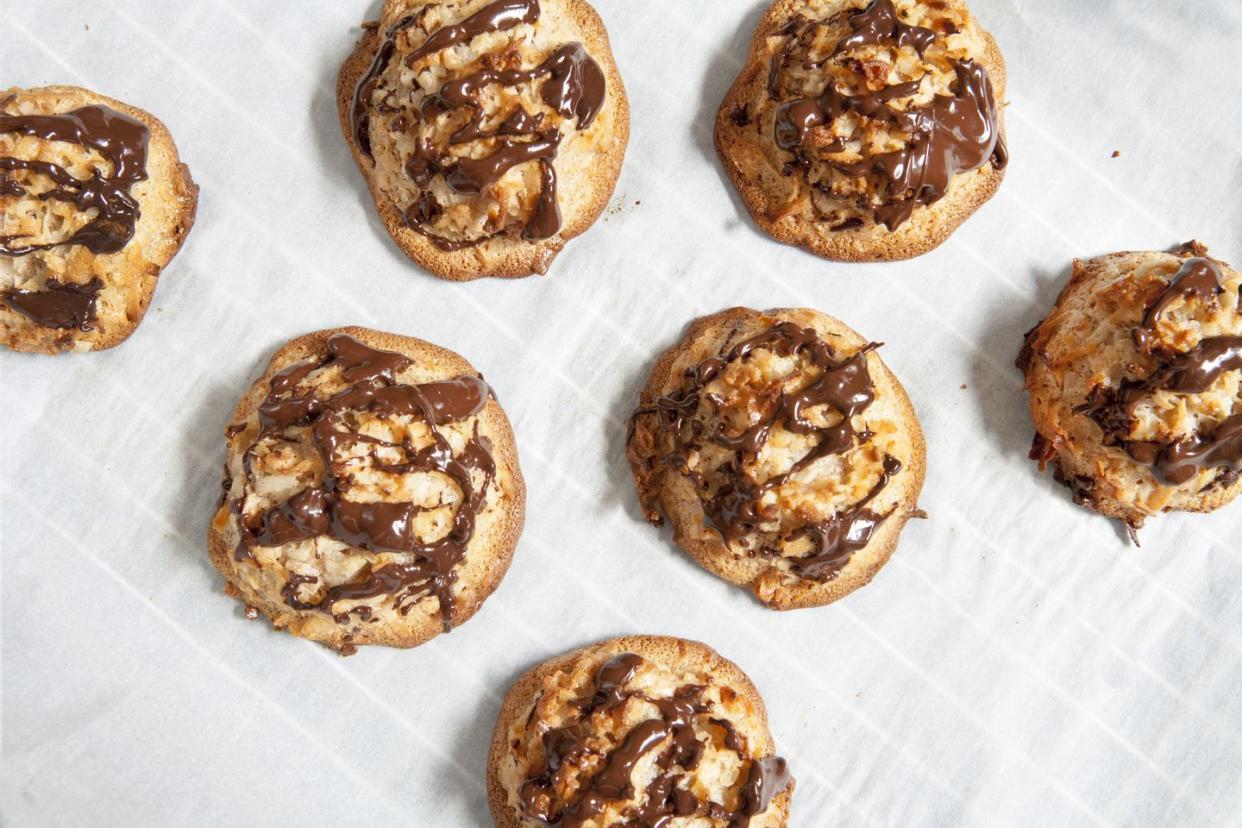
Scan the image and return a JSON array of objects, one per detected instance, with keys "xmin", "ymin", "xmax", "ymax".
[
  {"xmin": 0, "ymin": 104, "xmax": 150, "ymax": 256},
  {"xmin": 517, "ymin": 653, "xmax": 791, "ymax": 827},
  {"xmin": 785, "ymin": 455, "xmax": 901, "ymax": 580},
  {"xmin": 445, "ymin": 132, "xmax": 561, "ymax": 194},
  {"xmin": 1075, "ymin": 257, "xmax": 1242, "ymax": 486},
  {"xmin": 740, "ymin": 757, "xmax": 792, "ymax": 817},
  {"xmin": 1134, "ymin": 257, "xmax": 1225, "ymax": 353},
  {"xmin": 3, "ymin": 278, "xmax": 102, "ymax": 330},
  {"xmin": 832, "ymin": 0, "xmax": 936, "ymax": 57},
  {"xmin": 233, "ymin": 334, "xmax": 495, "ymax": 631},
  {"xmin": 631, "ymin": 320, "xmax": 901, "ymax": 582},
  {"xmin": 768, "ymin": 0, "xmax": 1006, "ymax": 231},
  {"xmin": 351, "ymin": 13, "xmax": 421, "ymax": 158},
  {"xmin": 350, "ymin": 0, "xmax": 606, "ymax": 247},
  {"xmin": 404, "ymin": 0, "xmax": 540, "ymax": 68},
  {"xmin": 574, "ymin": 653, "xmax": 644, "ymax": 714}
]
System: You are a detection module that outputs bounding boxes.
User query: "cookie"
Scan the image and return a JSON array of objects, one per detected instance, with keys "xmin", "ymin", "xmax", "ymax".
[
  {"xmin": 715, "ymin": 0, "xmax": 1007, "ymax": 262},
  {"xmin": 1018, "ymin": 242, "xmax": 1242, "ymax": 536},
  {"xmin": 1, "ymin": 86, "xmax": 197, "ymax": 354},
  {"xmin": 208, "ymin": 327, "xmax": 525, "ymax": 653},
  {"xmin": 337, "ymin": 0, "xmax": 629, "ymax": 280},
  {"xmin": 487, "ymin": 635, "xmax": 795, "ymax": 827},
  {"xmin": 627, "ymin": 307, "xmax": 926, "ymax": 610}
]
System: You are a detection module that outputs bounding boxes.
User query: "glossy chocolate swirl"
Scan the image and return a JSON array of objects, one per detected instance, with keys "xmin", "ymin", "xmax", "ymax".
[
  {"xmin": 769, "ymin": 0, "xmax": 1006, "ymax": 231},
  {"xmin": 231, "ymin": 334, "xmax": 496, "ymax": 630},
  {"xmin": 516, "ymin": 653, "xmax": 792, "ymax": 826},
  {"xmin": 349, "ymin": 0, "xmax": 606, "ymax": 248},
  {"xmin": 0, "ymin": 104, "xmax": 150, "ymax": 256},
  {"xmin": 1075, "ymin": 257, "xmax": 1242, "ymax": 486},
  {"xmin": 633, "ymin": 321, "xmax": 901, "ymax": 582}
]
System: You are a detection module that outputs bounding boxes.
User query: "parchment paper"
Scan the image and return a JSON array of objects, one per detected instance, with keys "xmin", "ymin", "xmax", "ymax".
[{"xmin": 2, "ymin": 1, "xmax": 1241, "ymax": 825}]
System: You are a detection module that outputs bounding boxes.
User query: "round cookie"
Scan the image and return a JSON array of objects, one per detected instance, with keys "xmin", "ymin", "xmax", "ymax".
[
  {"xmin": 1018, "ymin": 242, "xmax": 1242, "ymax": 535},
  {"xmin": 627, "ymin": 307, "xmax": 926, "ymax": 610},
  {"xmin": 208, "ymin": 327, "xmax": 525, "ymax": 653},
  {"xmin": 1, "ymin": 85, "xmax": 197, "ymax": 354},
  {"xmin": 337, "ymin": 0, "xmax": 629, "ymax": 280},
  {"xmin": 714, "ymin": 0, "xmax": 1007, "ymax": 262},
  {"xmin": 487, "ymin": 635, "xmax": 795, "ymax": 827}
]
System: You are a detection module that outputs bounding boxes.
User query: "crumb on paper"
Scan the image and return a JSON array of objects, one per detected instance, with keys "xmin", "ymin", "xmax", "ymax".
[
  {"xmin": 960, "ymin": 384, "xmax": 967, "ymax": 390},
  {"xmin": 1111, "ymin": 150, "xmax": 1121, "ymax": 158}
]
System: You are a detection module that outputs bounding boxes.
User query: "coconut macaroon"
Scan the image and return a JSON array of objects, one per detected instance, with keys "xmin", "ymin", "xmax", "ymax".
[
  {"xmin": 715, "ymin": 0, "xmax": 1007, "ymax": 262},
  {"xmin": 0, "ymin": 86, "xmax": 197, "ymax": 354},
  {"xmin": 338, "ymin": 0, "xmax": 629, "ymax": 280},
  {"xmin": 627, "ymin": 308, "xmax": 926, "ymax": 610},
  {"xmin": 1019, "ymin": 242, "xmax": 1242, "ymax": 537},
  {"xmin": 208, "ymin": 327, "xmax": 525, "ymax": 653},
  {"xmin": 488, "ymin": 635, "xmax": 795, "ymax": 827}
]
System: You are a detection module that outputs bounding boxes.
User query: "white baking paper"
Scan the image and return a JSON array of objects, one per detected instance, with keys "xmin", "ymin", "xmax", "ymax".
[{"xmin": 2, "ymin": 0, "xmax": 1241, "ymax": 825}]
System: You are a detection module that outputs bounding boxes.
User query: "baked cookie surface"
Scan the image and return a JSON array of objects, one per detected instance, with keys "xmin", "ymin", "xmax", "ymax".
[
  {"xmin": 1019, "ymin": 242, "xmax": 1242, "ymax": 534},
  {"xmin": 488, "ymin": 635, "xmax": 794, "ymax": 827},
  {"xmin": 715, "ymin": 0, "xmax": 1007, "ymax": 262},
  {"xmin": 208, "ymin": 327, "xmax": 525, "ymax": 653},
  {"xmin": 627, "ymin": 307, "xmax": 926, "ymax": 610},
  {"xmin": 0, "ymin": 86, "xmax": 197, "ymax": 354},
  {"xmin": 338, "ymin": 0, "xmax": 629, "ymax": 280}
]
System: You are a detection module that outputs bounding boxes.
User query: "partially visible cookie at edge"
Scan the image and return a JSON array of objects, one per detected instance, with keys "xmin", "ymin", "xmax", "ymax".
[
  {"xmin": 208, "ymin": 326, "xmax": 526, "ymax": 653},
  {"xmin": 715, "ymin": 0, "xmax": 1007, "ymax": 262},
  {"xmin": 337, "ymin": 0, "xmax": 630, "ymax": 281},
  {"xmin": 1, "ymin": 85, "xmax": 197, "ymax": 354},
  {"xmin": 488, "ymin": 635, "xmax": 795, "ymax": 827},
  {"xmin": 627, "ymin": 307, "xmax": 927, "ymax": 610},
  {"xmin": 1018, "ymin": 242, "xmax": 1242, "ymax": 535}
]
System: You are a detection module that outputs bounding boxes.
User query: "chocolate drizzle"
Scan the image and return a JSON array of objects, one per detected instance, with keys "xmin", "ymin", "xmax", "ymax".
[
  {"xmin": 3, "ymin": 278, "xmax": 102, "ymax": 330},
  {"xmin": 0, "ymin": 104, "xmax": 150, "ymax": 256},
  {"xmin": 1075, "ymin": 257, "xmax": 1242, "ymax": 486},
  {"xmin": 349, "ymin": 0, "xmax": 606, "ymax": 247},
  {"xmin": 832, "ymin": 0, "xmax": 936, "ymax": 56},
  {"xmin": 233, "ymin": 334, "xmax": 496, "ymax": 631},
  {"xmin": 768, "ymin": 0, "xmax": 1005, "ymax": 231},
  {"xmin": 516, "ymin": 653, "xmax": 792, "ymax": 826},
  {"xmin": 351, "ymin": 13, "xmax": 422, "ymax": 159},
  {"xmin": 632, "ymin": 320, "xmax": 901, "ymax": 582},
  {"xmin": 404, "ymin": 0, "xmax": 541, "ymax": 68}
]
